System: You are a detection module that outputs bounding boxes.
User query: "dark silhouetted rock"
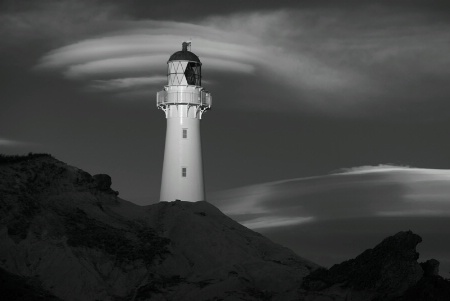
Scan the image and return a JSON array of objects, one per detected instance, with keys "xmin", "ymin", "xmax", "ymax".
[
  {"xmin": 0, "ymin": 153, "xmax": 53, "ymax": 165},
  {"xmin": 398, "ymin": 259, "xmax": 450, "ymax": 301},
  {"xmin": 93, "ymin": 173, "xmax": 112, "ymax": 191},
  {"xmin": 400, "ymin": 273, "xmax": 450, "ymax": 301},
  {"xmin": 421, "ymin": 259, "xmax": 440, "ymax": 276},
  {"xmin": 302, "ymin": 231, "xmax": 424, "ymax": 300},
  {"xmin": 0, "ymin": 154, "xmax": 317, "ymax": 301},
  {"xmin": 3, "ymin": 154, "xmax": 446, "ymax": 301},
  {"xmin": 0, "ymin": 267, "xmax": 62, "ymax": 301}
]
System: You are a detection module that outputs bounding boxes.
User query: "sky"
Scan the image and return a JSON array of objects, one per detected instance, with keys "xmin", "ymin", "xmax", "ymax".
[
  {"xmin": 210, "ymin": 165, "xmax": 450, "ymax": 273},
  {"xmin": 1, "ymin": 0, "xmax": 450, "ymax": 270}
]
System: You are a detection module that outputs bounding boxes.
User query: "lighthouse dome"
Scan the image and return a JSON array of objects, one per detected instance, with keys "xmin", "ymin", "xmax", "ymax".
[
  {"xmin": 167, "ymin": 42, "xmax": 202, "ymax": 86},
  {"xmin": 168, "ymin": 42, "xmax": 201, "ymax": 63}
]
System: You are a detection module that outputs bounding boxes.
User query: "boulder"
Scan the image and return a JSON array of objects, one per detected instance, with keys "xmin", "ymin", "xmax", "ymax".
[{"xmin": 93, "ymin": 174, "xmax": 112, "ymax": 191}]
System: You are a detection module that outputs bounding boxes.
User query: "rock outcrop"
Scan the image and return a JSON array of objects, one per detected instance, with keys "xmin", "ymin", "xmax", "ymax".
[
  {"xmin": 2, "ymin": 153, "xmax": 449, "ymax": 301},
  {"xmin": 421, "ymin": 259, "xmax": 440, "ymax": 277},
  {"xmin": 400, "ymin": 267, "xmax": 450, "ymax": 301},
  {"xmin": 301, "ymin": 231, "xmax": 450, "ymax": 301},
  {"xmin": 93, "ymin": 174, "xmax": 112, "ymax": 190},
  {"xmin": 0, "ymin": 154, "xmax": 317, "ymax": 301}
]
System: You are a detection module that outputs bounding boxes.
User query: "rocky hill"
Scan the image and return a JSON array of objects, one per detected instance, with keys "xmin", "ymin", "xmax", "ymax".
[
  {"xmin": 301, "ymin": 231, "xmax": 450, "ymax": 301},
  {"xmin": 0, "ymin": 154, "xmax": 317, "ymax": 301},
  {"xmin": 1, "ymin": 154, "xmax": 449, "ymax": 301}
]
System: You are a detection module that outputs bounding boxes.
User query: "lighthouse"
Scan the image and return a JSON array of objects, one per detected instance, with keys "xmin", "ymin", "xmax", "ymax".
[{"xmin": 157, "ymin": 42, "xmax": 212, "ymax": 202}]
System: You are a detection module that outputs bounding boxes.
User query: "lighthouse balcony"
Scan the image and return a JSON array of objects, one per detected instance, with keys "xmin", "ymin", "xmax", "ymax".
[{"xmin": 157, "ymin": 90, "xmax": 212, "ymax": 108}]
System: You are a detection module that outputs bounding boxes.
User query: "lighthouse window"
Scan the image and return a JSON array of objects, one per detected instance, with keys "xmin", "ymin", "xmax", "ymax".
[
  {"xmin": 182, "ymin": 167, "xmax": 187, "ymax": 177},
  {"xmin": 184, "ymin": 62, "xmax": 201, "ymax": 86},
  {"xmin": 182, "ymin": 128, "xmax": 187, "ymax": 139}
]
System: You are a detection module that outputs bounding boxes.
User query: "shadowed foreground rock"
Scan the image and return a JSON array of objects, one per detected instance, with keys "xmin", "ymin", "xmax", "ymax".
[
  {"xmin": 0, "ymin": 154, "xmax": 317, "ymax": 301},
  {"xmin": 399, "ymin": 271, "xmax": 450, "ymax": 301},
  {"xmin": 2, "ymin": 154, "xmax": 450, "ymax": 301},
  {"xmin": 301, "ymin": 231, "xmax": 450, "ymax": 301},
  {"xmin": 0, "ymin": 266, "xmax": 62, "ymax": 300}
]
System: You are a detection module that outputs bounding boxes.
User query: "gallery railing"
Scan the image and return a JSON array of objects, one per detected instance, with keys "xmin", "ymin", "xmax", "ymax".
[{"xmin": 157, "ymin": 90, "xmax": 211, "ymax": 108}]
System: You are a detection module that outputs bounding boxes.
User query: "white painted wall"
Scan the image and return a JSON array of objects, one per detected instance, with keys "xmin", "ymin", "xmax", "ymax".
[{"xmin": 159, "ymin": 105, "xmax": 205, "ymax": 202}]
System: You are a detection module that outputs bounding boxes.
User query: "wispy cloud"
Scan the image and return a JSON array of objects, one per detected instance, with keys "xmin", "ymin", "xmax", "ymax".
[
  {"xmin": 242, "ymin": 216, "xmax": 314, "ymax": 230},
  {"xmin": 35, "ymin": 11, "xmax": 370, "ymax": 109},
  {"xmin": 336, "ymin": 164, "xmax": 412, "ymax": 175},
  {"xmin": 0, "ymin": 138, "xmax": 32, "ymax": 147},
  {"xmin": 87, "ymin": 76, "xmax": 166, "ymax": 92},
  {"xmin": 215, "ymin": 165, "xmax": 450, "ymax": 270},
  {"xmin": 210, "ymin": 165, "xmax": 450, "ymax": 230},
  {"xmin": 0, "ymin": 138, "xmax": 19, "ymax": 146},
  {"xmin": 36, "ymin": 30, "xmax": 269, "ymax": 78},
  {"xmin": 27, "ymin": 4, "xmax": 450, "ymax": 116}
]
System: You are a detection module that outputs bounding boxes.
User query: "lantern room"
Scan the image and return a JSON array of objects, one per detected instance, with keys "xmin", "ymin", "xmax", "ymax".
[{"xmin": 167, "ymin": 42, "xmax": 202, "ymax": 86}]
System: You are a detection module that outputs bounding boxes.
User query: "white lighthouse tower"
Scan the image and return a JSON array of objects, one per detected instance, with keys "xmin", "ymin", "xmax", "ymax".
[{"xmin": 157, "ymin": 42, "xmax": 212, "ymax": 202}]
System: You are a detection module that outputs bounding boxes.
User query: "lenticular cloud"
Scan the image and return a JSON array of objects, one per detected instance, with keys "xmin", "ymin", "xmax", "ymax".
[
  {"xmin": 36, "ymin": 13, "xmax": 359, "ymax": 101},
  {"xmin": 37, "ymin": 31, "xmax": 263, "ymax": 80},
  {"xmin": 210, "ymin": 165, "xmax": 450, "ymax": 230}
]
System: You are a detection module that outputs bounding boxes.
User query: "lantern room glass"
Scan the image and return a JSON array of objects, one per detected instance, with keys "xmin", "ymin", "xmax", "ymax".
[{"xmin": 167, "ymin": 61, "xmax": 201, "ymax": 86}]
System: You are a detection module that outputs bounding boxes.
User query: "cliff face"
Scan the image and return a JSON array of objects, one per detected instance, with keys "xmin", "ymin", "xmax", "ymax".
[{"xmin": 0, "ymin": 154, "xmax": 317, "ymax": 301}]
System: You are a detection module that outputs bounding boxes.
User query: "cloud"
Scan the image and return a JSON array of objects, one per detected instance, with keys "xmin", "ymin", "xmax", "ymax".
[
  {"xmin": 30, "ymin": 6, "xmax": 450, "ymax": 117},
  {"xmin": 0, "ymin": 138, "xmax": 33, "ymax": 147},
  {"xmin": 35, "ymin": 12, "xmax": 370, "ymax": 108},
  {"xmin": 241, "ymin": 216, "xmax": 314, "ymax": 230},
  {"xmin": 87, "ymin": 76, "xmax": 165, "ymax": 92},
  {"xmin": 36, "ymin": 30, "xmax": 266, "ymax": 78},
  {"xmin": 210, "ymin": 165, "xmax": 450, "ymax": 271},
  {"xmin": 0, "ymin": 138, "xmax": 20, "ymax": 146},
  {"xmin": 62, "ymin": 56, "xmax": 160, "ymax": 80},
  {"xmin": 210, "ymin": 165, "xmax": 450, "ymax": 229},
  {"xmin": 335, "ymin": 164, "xmax": 415, "ymax": 175}
]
